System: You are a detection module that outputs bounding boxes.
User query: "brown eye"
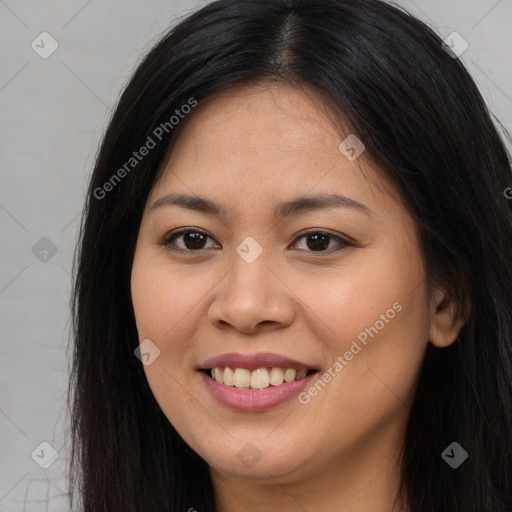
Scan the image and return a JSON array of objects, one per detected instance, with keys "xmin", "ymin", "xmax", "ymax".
[
  {"xmin": 291, "ymin": 231, "xmax": 351, "ymax": 253},
  {"xmin": 161, "ymin": 228, "xmax": 218, "ymax": 252}
]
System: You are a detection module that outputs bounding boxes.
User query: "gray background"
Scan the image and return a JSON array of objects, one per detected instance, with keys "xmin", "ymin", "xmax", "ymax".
[{"xmin": 1, "ymin": 0, "xmax": 510, "ymax": 510}]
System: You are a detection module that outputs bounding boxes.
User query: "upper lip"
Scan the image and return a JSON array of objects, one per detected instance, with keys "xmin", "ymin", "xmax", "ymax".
[{"xmin": 198, "ymin": 352, "xmax": 319, "ymax": 371}]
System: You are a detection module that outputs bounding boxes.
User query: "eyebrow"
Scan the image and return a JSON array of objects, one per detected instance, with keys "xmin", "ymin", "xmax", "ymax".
[{"xmin": 150, "ymin": 192, "xmax": 371, "ymax": 218}]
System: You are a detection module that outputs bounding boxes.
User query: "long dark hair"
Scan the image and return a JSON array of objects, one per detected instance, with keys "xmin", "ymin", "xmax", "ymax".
[{"xmin": 68, "ymin": 0, "xmax": 512, "ymax": 510}]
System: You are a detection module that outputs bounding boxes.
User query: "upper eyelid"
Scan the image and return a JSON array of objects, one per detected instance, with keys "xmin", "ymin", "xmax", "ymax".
[{"xmin": 162, "ymin": 227, "xmax": 351, "ymax": 249}]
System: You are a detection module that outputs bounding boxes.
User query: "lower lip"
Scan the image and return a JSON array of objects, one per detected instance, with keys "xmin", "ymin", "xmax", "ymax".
[{"xmin": 199, "ymin": 370, "xmax": 319, "ymax": 411}]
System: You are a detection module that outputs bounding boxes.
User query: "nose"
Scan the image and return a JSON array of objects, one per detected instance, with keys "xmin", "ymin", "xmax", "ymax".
[{"xmin": 207, "ymin": 247, "xmax": 296, "ymax": 335}]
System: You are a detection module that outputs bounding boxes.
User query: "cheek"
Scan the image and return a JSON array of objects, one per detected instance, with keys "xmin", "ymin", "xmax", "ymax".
[
  {"xmin": 130, "ymin": 251, "xmax": 214, "ymax": 417},
  {"xmin": 309, "ymin": 248, "xmax": 430, "ymax": 412},
  {"xmin": 303, "ymin": 244, "xmax": 427, "ymax": 342},
  {"xmin": 131, "ymin": 258, "xmax": 196, "ymax": 436},
  {"xmin": 130, "ymin": 253, "xmax": 204, "ymax": 341}
]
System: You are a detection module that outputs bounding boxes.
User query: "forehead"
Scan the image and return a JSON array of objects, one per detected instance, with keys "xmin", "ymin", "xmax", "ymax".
[
  {"xmin": 147, "ymin": 83, "xmax": 401, "ymax": 218},
  {"xmin": 180, "ymin": 83, "xmax": 345, "ymax": 149}
]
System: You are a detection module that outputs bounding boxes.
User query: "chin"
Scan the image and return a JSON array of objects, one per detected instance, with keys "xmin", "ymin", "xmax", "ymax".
[{"xmin": 196, "ymin": 437, "xmax": 313, "ymax": 481}]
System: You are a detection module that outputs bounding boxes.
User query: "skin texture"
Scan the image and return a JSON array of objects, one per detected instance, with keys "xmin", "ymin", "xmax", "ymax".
[{"xmin": 130, "ymin": 83, "xmax": 466, "ymax": 512}]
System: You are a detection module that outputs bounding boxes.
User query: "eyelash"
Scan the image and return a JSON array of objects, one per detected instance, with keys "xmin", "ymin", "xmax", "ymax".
[{"xmin": 158, "ymin": 227, "xmax": 353, "ymax": 255}]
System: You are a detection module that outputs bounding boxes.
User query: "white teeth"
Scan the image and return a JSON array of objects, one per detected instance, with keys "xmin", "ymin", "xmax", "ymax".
[
  {"xmin": 223, "ymin": 367, "xmax": 234, "ymax": 386},
  {"xmin": 250, "ymin": 368, "xmax": 270, "ymax": 389},
  {"xmin": 233, "ymin": 368, "xmax": 251, "ymax": 388},
  {"xmin": 269, "ymin": 367, "xmax": 284, "ymax": 385},
  {"xmin": 213, "ymin": 367, "xmax": 224, "ymax": 384},
  {"xmin": 283, "ymin": 368, "xmax": 296, "ymax": 382},
  {"xmin": 210, "ymin": 366, "xmax": 313, "ymax": 389}
]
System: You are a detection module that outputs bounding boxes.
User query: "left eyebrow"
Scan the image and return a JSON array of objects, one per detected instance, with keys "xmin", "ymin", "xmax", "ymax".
[
  {"xmin": 150, "ymin": 192, "xmax": 371, "ymax": 218},
  {"xmin": 273, "ymin": 192, "xmax": 371, "ymax": 218}
]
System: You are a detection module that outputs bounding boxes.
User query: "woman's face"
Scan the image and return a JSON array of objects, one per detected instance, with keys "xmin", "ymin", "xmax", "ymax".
[{"xmin": 130, "ymin": 83, "xmax": 443, "ymax": 484}]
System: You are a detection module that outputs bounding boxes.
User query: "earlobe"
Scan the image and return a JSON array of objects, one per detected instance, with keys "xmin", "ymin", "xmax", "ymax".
[{"xmin": 428, "ymin": 288, "xmax": 469, "ymax": 348}]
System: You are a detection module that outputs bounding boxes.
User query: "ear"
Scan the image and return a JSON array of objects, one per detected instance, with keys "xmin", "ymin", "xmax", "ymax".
[{"xmin": 429, "ymin": 286, "xmax": 469, "ymax": 348}]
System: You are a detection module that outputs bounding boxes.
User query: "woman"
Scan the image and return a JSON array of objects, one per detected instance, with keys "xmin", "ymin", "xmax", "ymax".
[{"xmin": 68, "ymin": 0, "xmax": 512, "ymax": 510}]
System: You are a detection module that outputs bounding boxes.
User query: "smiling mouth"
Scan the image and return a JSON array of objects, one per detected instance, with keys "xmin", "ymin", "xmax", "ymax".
[{"xmin": 202, "ymin": 367, "xmax": 319, "ymax": 389}]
